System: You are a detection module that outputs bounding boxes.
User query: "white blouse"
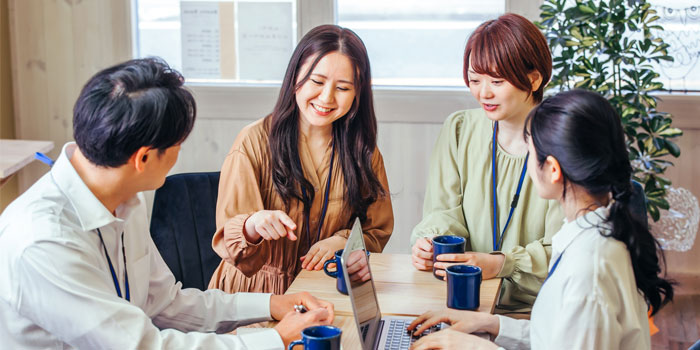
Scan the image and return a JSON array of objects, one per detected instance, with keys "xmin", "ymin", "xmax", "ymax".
[{"xmin": 494, "ymin": 206, "xmax": 651, "ymax": 349}]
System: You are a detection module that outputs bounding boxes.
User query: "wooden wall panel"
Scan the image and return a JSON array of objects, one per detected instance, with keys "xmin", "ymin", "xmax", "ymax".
[{"xmin": 8, "ymin": 0, "xmax": 131, "ymax": 192}]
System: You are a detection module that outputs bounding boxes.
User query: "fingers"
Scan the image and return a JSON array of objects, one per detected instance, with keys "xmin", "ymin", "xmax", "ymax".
[
  {"xmin": 277, "ymin": 211, "xmax": 297, "ymax": 230},
  {"xmin": 301, "ymin": 246, "xmax": 320, "ymax": 269},
  {"xmin": 304, "ymin": 307, "xmax": 330, "ymax": 325},
  {"xmin": 436, "ymin": 252, "xmax": 472, "ymax": 263},
  {"xmin": 277, "ymin": 211, "xmax": 298, "ymax": 241},
  {"xmin": 410, "ymin": 332, "xmax": 443, "ymax": 350},
  {"xmin": 268, "ymin": 217, "xmax": 288, "ymax": 239},
  {"xmin": 407, "ymin": 312, "xmax": 432, "ymax": 331},
  {"xmin": 306, "ymin": 250, "xmax": 325, "ymax": 271},
  {"xmin": 412, "ymin": 239, "xmax": 434, "ymax": 260},
  {"xmin": 412, "ymin": 254, "xmax": 433, "ymax": 270},
  {"xmin": 317, "ymin": 299, "xmax": 335, "ymax": 323},
  {"xmin": 417, "ymin": 237, "xmax": 434, "ymax": 252},
  {"xmin": 414, "ymin": 315, "xmax": 446, "ymax": 335}
]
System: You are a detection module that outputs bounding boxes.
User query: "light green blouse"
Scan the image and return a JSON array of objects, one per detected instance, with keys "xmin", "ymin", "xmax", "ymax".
[{"xmin": 411, "ymin": 109, "xmax": 564, "ymax": 311}]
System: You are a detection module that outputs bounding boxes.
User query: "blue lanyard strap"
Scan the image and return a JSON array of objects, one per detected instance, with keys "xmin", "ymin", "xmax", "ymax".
[
  {"xmin": 544, "ymin": 251, "xmax": 564, "ymax": 283},
  {"xmin": 300, "ymin": 142, "xmax": 336, "ymax": 253},
  {"xmin": 492, "ymin": 121, "xmax": 529, "ymax": 251},
  {"xmin": 96, "ymin": 228, "xmax": 130, "ymax": 301}
]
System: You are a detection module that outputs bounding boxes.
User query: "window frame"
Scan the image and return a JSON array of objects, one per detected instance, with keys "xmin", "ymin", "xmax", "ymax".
[{"xmin": 133, "ymin": 0, "xmax": 694, "ymax": 125}]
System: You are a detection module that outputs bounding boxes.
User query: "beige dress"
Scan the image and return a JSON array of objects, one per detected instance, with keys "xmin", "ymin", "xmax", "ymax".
[{"xmin": 208, "ymin": 119, "xmax": 394, "ymax": 294}]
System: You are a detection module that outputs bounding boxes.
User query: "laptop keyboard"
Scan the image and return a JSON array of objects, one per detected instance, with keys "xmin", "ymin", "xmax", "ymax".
[{"xmin": 384, "ymin": 319, "xmax": 441, "ymax": 350}]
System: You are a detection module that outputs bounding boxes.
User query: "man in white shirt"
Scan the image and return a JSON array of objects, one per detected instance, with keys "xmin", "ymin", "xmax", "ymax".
[{"xmin": 0, "ymin": 58, "xmax": 334, "ymax": 349}]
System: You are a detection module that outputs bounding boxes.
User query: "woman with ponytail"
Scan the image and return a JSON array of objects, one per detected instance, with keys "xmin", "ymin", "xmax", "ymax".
[
  {"xmin": 407, "ymin": 89, "xmax": 673, "ymax": 350},
  {"xmin": 208, "ymin": 25, "xmax": 393, "ymax": 295}
]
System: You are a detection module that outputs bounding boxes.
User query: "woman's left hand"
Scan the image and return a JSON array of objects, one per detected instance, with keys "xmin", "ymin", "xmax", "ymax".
[
  {"xmin": 433, "ymin": 252, "xmax": 505, "ymax": 280},
  {"xmin": 300, "ymin": 235, "xmax": 347, "ymax": 270},
  {"xmin": 410, "ymin": 328, "xmax": 499, "ymax": 350}
]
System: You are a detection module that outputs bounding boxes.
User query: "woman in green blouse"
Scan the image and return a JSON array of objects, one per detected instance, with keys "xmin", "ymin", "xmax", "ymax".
[{"xmin": 411, "ymin": 13, "xmax": 564, "ymax": 312}]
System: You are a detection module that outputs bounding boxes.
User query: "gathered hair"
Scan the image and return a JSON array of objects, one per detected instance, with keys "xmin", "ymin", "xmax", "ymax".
[
  {"xmin": 265, "ymin": 24, "xmax": 385, "ymax": 226},
  {"xmin": 525, "ymin": 89, "xmax": 673, "ymax": 315}
]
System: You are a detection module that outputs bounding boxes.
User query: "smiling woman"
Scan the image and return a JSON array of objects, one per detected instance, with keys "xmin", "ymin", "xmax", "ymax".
[{"xmin": 207, "ymin": 24, "xmax": 394, "ymax": 295}]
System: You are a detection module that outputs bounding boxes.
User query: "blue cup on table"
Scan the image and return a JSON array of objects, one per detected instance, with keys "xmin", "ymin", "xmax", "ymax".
[
  {"xmin": 323, "ymin": 249, "xmax": 370, "ymax": 295},
  {"xmin": 446, "ymin": 264, "xmax": 481, "ymax": 310},
  {"xmin": 431, "ymin": 235, "xmax": 466, "ymax": 280},
  {"xmin": 288, "ymin": 325, "xmax": 342, "ymax": 350}
]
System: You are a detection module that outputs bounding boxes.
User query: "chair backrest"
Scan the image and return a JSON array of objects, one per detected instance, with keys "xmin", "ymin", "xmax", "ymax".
[{"xmin": 150, "ymin": 172, "xmax": 221, "ymax": 290}]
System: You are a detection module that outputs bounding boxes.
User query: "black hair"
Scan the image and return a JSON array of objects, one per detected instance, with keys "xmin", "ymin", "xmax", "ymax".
[
  {"xmin": 73, "ymin": 57, "xmax": 196, "ymax": 167},
  {"xmin": 265, "ymin": 24, "xmax": 385, "ymax": 226},
  {"xmin": 525, "ymin": 89, "xmax": 673, "ymax": 316}
]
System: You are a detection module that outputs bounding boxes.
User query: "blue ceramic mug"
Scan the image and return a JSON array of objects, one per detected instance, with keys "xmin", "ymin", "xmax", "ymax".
[
  {"xmin": 431, "ymin": 235, "xmax": 466, "ymax": 280},
  {"xmin": 323, "ymin": 249, "xmax": 370, "ymax": 295},
  {"xmin": 288, "ymin": 325, "xmax": 342, "ymax": 350},
  {"xmin": 446, "ymin": 264, "xmax": 481, "ymax": 310}
]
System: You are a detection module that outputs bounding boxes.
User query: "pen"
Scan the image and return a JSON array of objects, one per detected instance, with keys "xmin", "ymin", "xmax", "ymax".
[{"xmin": 294, "ymin": 304, "xmax": 308, "ymax": 313}]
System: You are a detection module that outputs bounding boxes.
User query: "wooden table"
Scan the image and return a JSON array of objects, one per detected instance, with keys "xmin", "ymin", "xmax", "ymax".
[
  {"xmin": 286, "ymin": 253, "xmax": 502, "ymax": 316},
  {"xmin": 0, "ymin": 139, "xmax": 54, "ymax": 185},
  {"xmin": 284, "ymin": 253, "xmax": 502, "ymax": 349}
]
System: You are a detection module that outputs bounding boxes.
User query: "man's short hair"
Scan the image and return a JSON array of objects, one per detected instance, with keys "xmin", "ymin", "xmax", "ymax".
[{"xmin": 73, "ymin": 57, "xmax": 196, "ymax": 167}]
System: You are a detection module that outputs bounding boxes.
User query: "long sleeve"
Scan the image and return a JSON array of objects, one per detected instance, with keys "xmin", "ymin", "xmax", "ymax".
[
  {"xmin": 496, "ymin": 201, "xmax": 563, "ymax": 296},
  {"xmin": 334, "ymin": 149, "xmax": 394, "ymax": 252},
  {"xmin": 494, "ymin": 315, "xmax": 531, "ymax": 350},
  {"xmin": 12, "ymin": 238, "xmax": 283, "ymax": 350},
  {"xmin": 212, "ymin": 144, "xmax": 271, "ymax": 277},
  {"xmin": 411, "ymin": 112, "xmax": 469, "ymax": 245}
]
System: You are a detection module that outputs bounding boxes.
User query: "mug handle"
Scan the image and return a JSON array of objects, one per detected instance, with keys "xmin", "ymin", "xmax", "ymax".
[
  {"xmin": 323, "ymin": 258, "xmax": 338, "ymax": 278},
  {"xmin": 288, "ymin": 339, "xmax": 304, "ymax": 350}
]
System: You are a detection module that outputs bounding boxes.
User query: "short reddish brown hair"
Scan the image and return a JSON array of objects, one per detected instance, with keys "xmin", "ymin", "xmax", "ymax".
[{"xmin": 463, "ymin": 13, "xmax": 552, "ymax": 103}]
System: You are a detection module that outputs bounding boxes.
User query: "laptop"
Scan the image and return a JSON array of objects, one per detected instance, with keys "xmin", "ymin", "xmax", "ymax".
[{"xmin": 340, "ymin": 218, "xmax": 445, "ymax": 350}]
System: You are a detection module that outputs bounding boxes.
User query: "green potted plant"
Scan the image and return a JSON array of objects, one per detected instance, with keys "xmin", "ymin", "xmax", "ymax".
[{"xmin": 538, "ymin": 0, "xmax": 683, "ymax": 220}]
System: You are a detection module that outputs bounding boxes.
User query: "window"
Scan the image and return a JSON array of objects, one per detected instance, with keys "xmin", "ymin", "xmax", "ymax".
[
  {"xmin": 649, "ymin": 0, "xmax": 700, "ymax": 92},
  {"xmin": 336, "ymin": 0, "xmax": 505, "ymax": 86},
  {"xmin": 135, "ymin": 0, "xmax": 297, "ymax": 83}
]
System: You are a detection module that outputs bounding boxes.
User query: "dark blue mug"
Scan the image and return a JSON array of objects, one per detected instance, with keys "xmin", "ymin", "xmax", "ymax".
[
  {"xmin": 323, "ymin": 249, "xmax": 370, "ymax": 295},
  {"xmin": 446, "ymin": 264, "xmax": 481, "ymax": 310},
  {"xmin": 288, "ymin": 325, "xmax": 342, "ymax": 350},
  {"xmin": 432, "ymin": 235, "xmax": 466, "ymax": 280}
]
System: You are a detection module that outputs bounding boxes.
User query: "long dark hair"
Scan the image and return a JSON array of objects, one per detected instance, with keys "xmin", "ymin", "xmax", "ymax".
[
  {"xmin": 266, "ymin": 25, "xmax": 385, "ymax": 225},
  {"xmin": 526, "ymin": 89, "xmax": 673, "ymax": 315}
]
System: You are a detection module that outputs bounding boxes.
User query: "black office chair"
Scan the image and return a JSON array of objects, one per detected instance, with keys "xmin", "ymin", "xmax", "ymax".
[{"xmin": 150, "ymin": 172, "xmax": 221, "ymax": 291}]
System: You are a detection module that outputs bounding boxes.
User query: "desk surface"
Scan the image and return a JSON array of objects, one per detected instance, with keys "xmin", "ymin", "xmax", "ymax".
[
  {"xmin": 281, "ymin": 253, "xmax": 502, "ymax": 348},
  {"xmin": 0, "ymin": 139, "xmax": 54, "ymax": 178},
  {"xmin": 286, "ymin": 253, "xmax": 502, "ymax": 317}
]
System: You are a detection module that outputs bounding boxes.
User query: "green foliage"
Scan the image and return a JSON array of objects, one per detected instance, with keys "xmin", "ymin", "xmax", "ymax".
[{"xmin": 538, "ymin": 0, "xmax": 683, "ymax": 221}]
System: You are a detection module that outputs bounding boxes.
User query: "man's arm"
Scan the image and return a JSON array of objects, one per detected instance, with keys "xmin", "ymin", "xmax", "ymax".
[{"xmin": 13, "ymin": 240, "xmax": 284, "ymax": 349}]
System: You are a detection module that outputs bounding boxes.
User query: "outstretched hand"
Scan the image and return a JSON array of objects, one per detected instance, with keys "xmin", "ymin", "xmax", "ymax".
[{"xmin": 243, "ymin": 210, "xmax": 297, "ymax": 243}]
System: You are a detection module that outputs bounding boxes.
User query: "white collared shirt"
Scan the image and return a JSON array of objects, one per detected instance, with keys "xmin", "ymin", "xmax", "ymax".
[
  {"xmin": 0, "ymin": 143, "xmax": 284, "ymax": 349},
  {"xmin": 494, "ymin": 206, "xmax": 651, "ymax": 349}
]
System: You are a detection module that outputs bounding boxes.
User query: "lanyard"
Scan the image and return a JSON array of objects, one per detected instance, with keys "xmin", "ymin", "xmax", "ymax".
[
  {"xmin": 492, "ymin": 121, "xmax": 529, "ymax": 251},
  {"xmin": 96, "ymin": 228, "xmax": 130, "ymax": 302},
  {"xmin": 544, "ymin": 251, "xmax": 564, "ymax": 283},
  {"xmin": 300, "ymin": 143, "xmax": 335, "ymax": 253}
]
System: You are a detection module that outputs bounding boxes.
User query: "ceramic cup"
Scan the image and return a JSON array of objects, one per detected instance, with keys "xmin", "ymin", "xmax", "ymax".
[
  {"xmin": 288, "ymin": 325, "xmax": 342, "ymax": 350},
  {"xmin": 431, "ymin": 235, "xmax": 466, "ymax": 280},
  {"xmin": 446, "ymin": 264, "xmax": 481, "ymax": 310}
]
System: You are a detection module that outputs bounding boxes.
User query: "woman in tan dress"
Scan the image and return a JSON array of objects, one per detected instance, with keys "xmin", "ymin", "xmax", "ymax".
[{"xmin": 208, "ymin": 25, "xmax": 394, "ymax": 295}]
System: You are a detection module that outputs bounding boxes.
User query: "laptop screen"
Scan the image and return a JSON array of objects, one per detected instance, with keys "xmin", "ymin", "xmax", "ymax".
[{"xmin": 341, "ymin": 218, "xmax": 382, "ymax": 350}]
